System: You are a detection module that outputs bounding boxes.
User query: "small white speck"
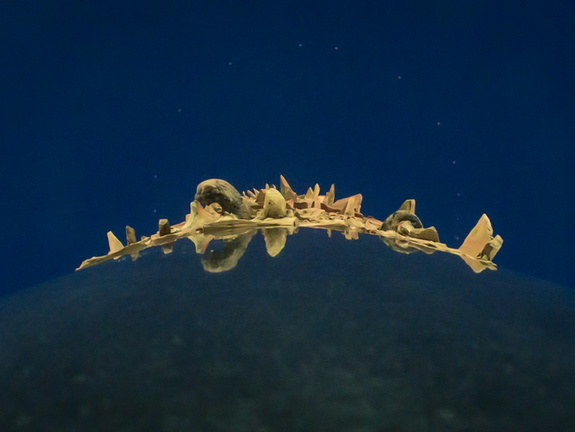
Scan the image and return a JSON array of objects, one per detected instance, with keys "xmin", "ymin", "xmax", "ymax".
[
  {"xmin": 228, "ymin": 61, "xmax": 233, "ymax": 66},
  {"xmin": 153, "ymin": 209, "xmax": 157, "ymax": 213},
  {"xmin": 437, "ymin": 121, "xmax": 441, "ymax": 126},
  {"xmin": 154, "ymin": 174, "xmax": 158, "ymax": 179},
  {"xmin": 452, "ymin": 160, "xmax": 456, "ymax": 164},
  {"xmin": 298, "ymin": 43, "xmax": 303, "ymax": 47},
  {"xmin": 177, "ymin": 108, "xmax": 182, "ymax": 113},
  {"xmin": 334, "ymin": 46, "xmax": 339, "ymax": 50}
]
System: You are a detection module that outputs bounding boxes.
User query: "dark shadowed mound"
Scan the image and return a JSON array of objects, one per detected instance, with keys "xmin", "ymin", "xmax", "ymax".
[{"xmin": 1, "ymin": 231, "xmax": 574, "ymax": 432}]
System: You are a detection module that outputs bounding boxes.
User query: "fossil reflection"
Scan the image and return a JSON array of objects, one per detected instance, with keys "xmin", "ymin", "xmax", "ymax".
[{"xmin": 78, "ymin": 176, "xmax": 503, "ymax": 274}]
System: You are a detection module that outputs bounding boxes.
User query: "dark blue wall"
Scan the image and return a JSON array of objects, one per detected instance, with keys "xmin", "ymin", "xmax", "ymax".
[{"xmin": 1, "ymin": 1, "xmax": 574, "ymax": 294}]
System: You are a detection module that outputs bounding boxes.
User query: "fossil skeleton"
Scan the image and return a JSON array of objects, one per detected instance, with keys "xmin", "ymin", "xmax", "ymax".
[{"xmin": 77, "ymin": 176, "xmax": 503, "ymax": 273}]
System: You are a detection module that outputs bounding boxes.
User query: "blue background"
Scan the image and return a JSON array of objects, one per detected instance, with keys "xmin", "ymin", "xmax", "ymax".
[{"xmin": 1, "ymin": 1, "xmax": 574, "ymax": 294}]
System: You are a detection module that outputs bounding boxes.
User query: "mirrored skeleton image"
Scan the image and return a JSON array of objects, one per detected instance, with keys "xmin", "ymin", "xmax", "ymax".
[{"xmin": 78, "ymin": 176, "xmax": 503, "ymax": 274}]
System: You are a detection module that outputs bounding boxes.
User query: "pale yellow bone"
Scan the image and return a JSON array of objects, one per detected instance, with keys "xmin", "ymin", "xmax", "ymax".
[
  {"xmin": 280, "ymin": 175, "xmax": 298, "ymax": 201},
  {"xmin": 263, "ymin": 228, "xmax": 289, "ymax": 257},
  {"xmin": 325, "ymin": 184, "xmax": 335, "ymax": 206},
  {"xmin": 459, "ymin": 214, "xmax": 503, "ymax": 260},
  {"xmin": 107, "ymin": 231, "xmax": 124, "ymax": 255},
  {"xmin": 261, "ymin": 188, "xmax": 287, "ymax": 219},
  {"xmin": 398, "ymin": 199, "xmax": 416, "ymax": 213}
]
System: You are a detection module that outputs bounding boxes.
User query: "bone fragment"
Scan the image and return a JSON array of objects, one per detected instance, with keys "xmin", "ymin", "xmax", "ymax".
[
  {"xmin": 261, "ymin": 188, "xmax": 287, "ymax": 219},
  {"xmin": 107, "ymin": 231, "xmax": 123, "ymax": 254},
  {"xmin": 126, "ymin": 226, "xmax": 137, "ymax": 245},
  {"xmin": 158, "ymin": 219, "xmax": 171, "ymax": 236},
  {"xmin": 459, "ymin": 214, "xmax": 503, "ymax": 260}
]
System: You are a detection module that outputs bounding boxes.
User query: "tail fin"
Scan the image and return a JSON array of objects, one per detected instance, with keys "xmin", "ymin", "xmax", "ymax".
[{"xmin": 459, "ymin": 214, "xmax": 503, "ymax": 262}]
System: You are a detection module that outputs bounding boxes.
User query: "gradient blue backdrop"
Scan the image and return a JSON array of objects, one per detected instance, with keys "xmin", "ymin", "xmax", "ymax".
[{"xmin": 1, "ymin": 1, "xmax": 574, "ymax": 295}]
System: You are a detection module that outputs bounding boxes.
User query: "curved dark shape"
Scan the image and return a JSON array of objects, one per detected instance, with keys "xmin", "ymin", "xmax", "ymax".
[
  {"xmin": 195, "ymin": 178, "xmax": 252, "ymax": 219},
  {"xmin": 201, "ymin": 231, "xmax": 256, "ymax": 273},
  {"xmin": 1, "ymin": 231, "xmax": 574, "ymax": 431},
  {"xmin": 381, "ymin": 210, "xmax": 424, "ymax": 231}
]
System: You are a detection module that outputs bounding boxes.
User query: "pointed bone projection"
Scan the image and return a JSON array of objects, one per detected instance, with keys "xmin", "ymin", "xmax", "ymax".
[{"xmin": 78, "ymin": 176, "xmax": 503, "ymax": 273}]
